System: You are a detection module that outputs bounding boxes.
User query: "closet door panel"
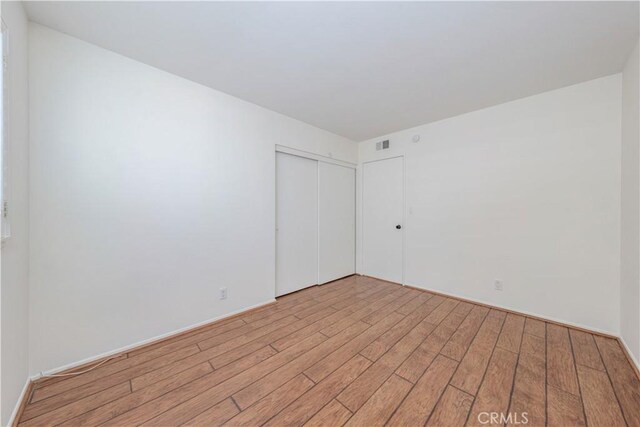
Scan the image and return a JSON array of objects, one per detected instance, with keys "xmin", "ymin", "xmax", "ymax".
[
  {"xmin": 318, "ymin": 162, "xmax": 355, "ymax": 284},
  {"xmin": 276, "ymin": 152, "xmax": 318, "ymax": 296}
]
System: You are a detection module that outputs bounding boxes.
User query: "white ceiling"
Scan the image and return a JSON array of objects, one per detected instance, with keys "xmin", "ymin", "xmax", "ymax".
[{"xmin": 24, "ymin": 1, "xmax": 639, "ymax": 141}]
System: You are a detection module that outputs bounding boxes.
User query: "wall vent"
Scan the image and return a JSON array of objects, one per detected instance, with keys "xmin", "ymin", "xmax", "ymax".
[{"xmin": 375, "ymin": 140, "xmax": 390, "ymax": 151}]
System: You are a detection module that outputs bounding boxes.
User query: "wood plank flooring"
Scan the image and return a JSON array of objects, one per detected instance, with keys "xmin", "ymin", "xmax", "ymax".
[{"xmin": 17, "ymin": 276, "xmax": 640, "ymax": 426}]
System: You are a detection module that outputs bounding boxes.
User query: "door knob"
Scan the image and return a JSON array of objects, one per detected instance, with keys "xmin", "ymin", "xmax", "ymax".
[{"xmin": 396, "ymin": 225, "xmax": 402, "ymax": 229}]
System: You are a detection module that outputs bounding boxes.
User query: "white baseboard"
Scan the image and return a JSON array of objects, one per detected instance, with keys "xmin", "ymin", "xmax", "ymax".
[
  {"xmin": 619, "ymin": 335, "xmax": 640, "ymax": 372},
  {"xmin": 8, "ymin": 377, "xmax": 31, "ymax": 426},
  {"xmin": 405, "ymin": 282, "xmax": 617, "ymax": 337},
  {"xmin": 31, "ymin": 299, "xmax": 276, "ymax": 380}
]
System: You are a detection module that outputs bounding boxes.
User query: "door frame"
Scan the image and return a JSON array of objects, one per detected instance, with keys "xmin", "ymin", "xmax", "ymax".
[
  {"xmin": 360, "ymin": 155, "xmax": 406, "ymax": 286},
  {"xmin": 275, "ymin": 145, "xmax": 356, "ymax": 169},
  {"xmin": 274, "ymin": 145, "xmax": 357, "ymax": 296}
]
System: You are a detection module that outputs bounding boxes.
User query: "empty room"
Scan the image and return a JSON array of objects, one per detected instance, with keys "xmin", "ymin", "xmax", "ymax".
[{"xmin": 1, "ymin": 1, "xmax": 640, "ymax": 426}]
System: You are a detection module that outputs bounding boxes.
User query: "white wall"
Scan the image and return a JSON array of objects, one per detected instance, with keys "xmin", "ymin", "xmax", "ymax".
[
  {"xmin": 621, "ymin": 40, "xmax": 640, "ymax": 364},
  {"xmin": 28, "ymin": 24, "xmax": 356, "ymax": 375},
  {"xmin": 358, "ymin": 75, "xmax": 622, "ymax": 334},
  {"xmin": 1, "ymin": 1, "xmax": 30, "ymax": 424}
]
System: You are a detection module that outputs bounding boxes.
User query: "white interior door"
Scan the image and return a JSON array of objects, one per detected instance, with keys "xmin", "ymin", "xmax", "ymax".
[
  {"xmin": 318, "ymin": 162, "xmax": 355, "ymax": 284},
  {"xmin": 276, "ymin": 152, "xmax": 318, "ymax": 296},
  {"xmin": 362, "ymin": 157, "xmax": 404, "ymax": 283}
]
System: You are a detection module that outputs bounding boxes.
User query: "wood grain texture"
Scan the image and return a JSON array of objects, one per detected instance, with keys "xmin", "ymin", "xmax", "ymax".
[
  {"xmin": 395, "ymin": 303, "xmax": 471, "ymax": 383},
  {"xmin": 496, "ymin": 313, "xmax": 525, "ymax": 353},
  {"xmin": 425, "ymin": 385, "xmax": 473, "ymax": 427},
  {"xmin": 547, "ymin": 323, "xmax": 581, "ymax": 397},
  {"xmin": 29, "ymin": 345, "xmax": 201, "ymax": 407},
  {"xmin": 387, "ymin": 355, "xmax": 458, "ymax": 426},
  {"xmin": 547, "ymin": 385, "xmax": 586, "ymax": 427},
  {"xmin": 594, "ymin": 335, "xmax": 640, "ymax": 426},
  {"xmin": 507, "ymin": 333, "xmax": 546, "ymax": 427},
  {"xmin": 524, "ymin": 317, "xmax": 546, "ymax": 338},
  {"xmin": 338, "ymin": 314, "xmax": 447, "ymax": 412},
  {"xmin": 108, "ymin": 335, "xmax": 324, "ymax": 426},
  {"xmin": 449, "ymin": 309, "xmax": 506, "ymax": 395},
  {"xmin": 344, "ymin": 374, "xmax": 412, "ymax": 427},
  {"xmin": 304, "ymin": 311, "xmax": 405, "ymax": 383},
  {"xmin": 395, "ymin": 291, "xmax": 432, "ymax": 316},
  {"xmin": 221, "ymin": 374, "xmax": 314, "ymax": 426},
  {"xmin": 576, "ymin": 364, "xmax": 625, "ymax": 426},
  {"xmin": 304, "ymin": 399, "xmax": 352, "ymax": 427},
  {"xmin": 570, "ymin": 329, "xmax": 605, "ymax": 371},
  {"xmin": 359, "ymin": 296, "xmax": 442, "ymax": 361},
  {"xmin": 62, "ymin": 362, "xmax": 214, "ymax": 427},
  {"xmin": 183, "ymin": 398, "xmax": 239, "ymax": 426},
  {"xmin": 233, "ymin": 321, "xmax": 370, "ymax": 410},
  {"xmin": 19, "ymin": 382, "xmax": 131, "ymax": 427},
  {"xmin": 466, "ymin": 348, "xmax": 518, "ymax": 427},
  {"xmin": 265, "ymin": 355, "xmax": 371, "ymax": 427},
  {"xmin": 440, "ymin": 305, "xmax": 489, "ymax": 361},
  {"xmin": 15, "ymin": 276, "xmax": 640, "ymax": 427}
]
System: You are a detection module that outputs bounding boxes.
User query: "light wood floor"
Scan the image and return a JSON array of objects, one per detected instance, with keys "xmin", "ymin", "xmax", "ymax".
[{"xmin": 17, "ymin": 276, "xmax": 640, "ymax": 426}]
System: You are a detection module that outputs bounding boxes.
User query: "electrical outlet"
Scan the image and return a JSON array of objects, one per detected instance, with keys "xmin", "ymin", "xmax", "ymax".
[
  {"xmin": 494, "ymin": 280, "xmax": 503, "ymax": 291},
  {"xmin": 219, "ymin": 287, "xmax": 227, "ymax": 300}
]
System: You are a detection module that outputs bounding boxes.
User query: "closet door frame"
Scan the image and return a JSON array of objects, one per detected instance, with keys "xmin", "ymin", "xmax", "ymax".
[
  {"xmin": 275, "ymin": 145, "xmax": 357, "ymax": 296},
  {"xmin": 275, "ymin": 145, "xmax": 356, "ymax": 169}
]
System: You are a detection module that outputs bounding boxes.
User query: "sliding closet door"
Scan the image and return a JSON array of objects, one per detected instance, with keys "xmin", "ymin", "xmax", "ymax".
[
  {"xmin": 318, "ymin": 162, "xmax": 356, "ymax": 284},
  {"xmin": 276, "ymin": 152, "xmax": 318, "ymax": 296}
]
